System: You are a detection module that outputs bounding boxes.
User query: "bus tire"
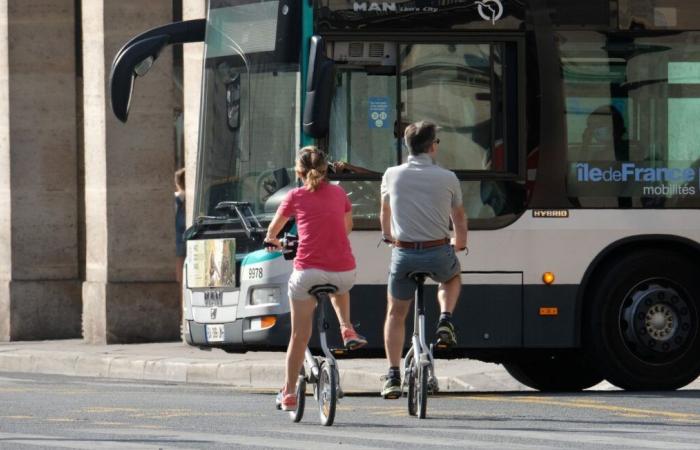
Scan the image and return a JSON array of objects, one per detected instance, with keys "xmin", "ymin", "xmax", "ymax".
[
  {"xmin": 503, "ymin": 352, "xmax": 603, "ymax": 391},
  {"xmin": 584, "ymin": 249, "xmax": 700, "ymax": 390}
]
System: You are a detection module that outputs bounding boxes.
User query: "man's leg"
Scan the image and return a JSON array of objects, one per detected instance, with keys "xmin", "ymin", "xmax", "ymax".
[
  {"xmin": 384, "ymin": 295, "xmax": 412, "ymax": 368},
  {"xmin": 382, "ymin": 294, "xmax": 411, "ymax": 399},
  {"xmin": 436, "ymin": 273, "xmax": 461, "ymax": 347},
  {"xmin": 437, "ymin": 273, "xmax": 461, "ymax": 314}
]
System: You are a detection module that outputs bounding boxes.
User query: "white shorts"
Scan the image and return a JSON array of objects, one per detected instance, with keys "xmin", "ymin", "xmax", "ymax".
[{"xmin": 288, "ymin": 268, "xmax": 356, "ymax": 301}]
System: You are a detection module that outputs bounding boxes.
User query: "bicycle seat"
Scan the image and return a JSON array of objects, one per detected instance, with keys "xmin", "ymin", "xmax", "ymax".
[
  {"xmin": 308, "ymin": 284, "xmax": 338, "ymax": 296},
  {"xmin": 407, "ymin": 271, "xmax": 433, "ymax": 282}
]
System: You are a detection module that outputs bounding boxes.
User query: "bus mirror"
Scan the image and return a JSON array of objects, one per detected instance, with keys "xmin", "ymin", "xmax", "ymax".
[
  {"xmin": 110, "ymin": 19, "xmax": 206, "ymax": 123},
  {"xmin": 110, "ymin": 35, "xmax": 169, "ymax": 123},
  {"xmin": 303, "ymin": 35, "xmax": 335, "ymax": 138}
]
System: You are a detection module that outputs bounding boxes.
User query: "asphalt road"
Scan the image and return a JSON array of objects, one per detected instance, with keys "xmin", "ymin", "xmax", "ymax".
[{"xmin": 1, "ymin": 373, "xmax": 699, "ymax": 449}]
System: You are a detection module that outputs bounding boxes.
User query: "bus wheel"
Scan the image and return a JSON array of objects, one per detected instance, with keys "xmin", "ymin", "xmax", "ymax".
[
  {"xmin": 584, "ymin": 249, "xmax": 700, "ymax": 390},
  {"xmin": 503, "ymin": 352, "xmax": 603, "ymax": 391}
]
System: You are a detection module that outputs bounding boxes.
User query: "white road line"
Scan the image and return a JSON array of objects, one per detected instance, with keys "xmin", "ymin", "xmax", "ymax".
[
  {"xmin": 0, "ymin": 431, "xmax": 165, "ymax": 449},
  {"xmin": 85, "ymin": 427, "xmax": 383, "ymax": 450},
  {"xmin": 274, "ymin": 427, "xmax": 556, "ymax": 449},
  {"xmin": 426, "ymin": 426, "xmax": 700, "ymax": 449}
]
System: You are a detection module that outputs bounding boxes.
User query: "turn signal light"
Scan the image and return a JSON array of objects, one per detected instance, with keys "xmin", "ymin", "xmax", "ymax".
[
  {"xmin": 260, "ymin": 316, "xmax": 276, "ymax": 329},
  {"xmin": 542, "ymin": 272, "xmax": 555, "ymax": 285},
  {"xmin": 539, "ymin": 307, "xmax": 559, "ymax": 316}
]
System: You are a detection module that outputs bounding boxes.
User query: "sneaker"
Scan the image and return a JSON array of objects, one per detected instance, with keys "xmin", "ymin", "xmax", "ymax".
[
  {"xmin": 275, "ymin": 388, "xmax": 297, "ymax": 411},
  {"xmin": 341, "ymin": 327, "xmax": 368, "ymax": 350},
  {"xmin": 380, "ymin": 375, "xmax": 401, "ymax": 399},
  {"xmin": 435, "ymin": 318, "xmax": 457, "ymax": 348}
]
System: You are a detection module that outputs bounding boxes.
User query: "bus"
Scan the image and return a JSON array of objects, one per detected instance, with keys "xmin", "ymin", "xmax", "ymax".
[{"xmin": 110, "ymin": 0, "xmax": 700, "ymax": 392}]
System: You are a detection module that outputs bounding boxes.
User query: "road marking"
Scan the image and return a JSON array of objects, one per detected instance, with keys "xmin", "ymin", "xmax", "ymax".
[
  {"xmin": 88, "ymin": 427, "xmax": 383, "ymax": 450},
  {"xmin": 0, "ymin": 431, "xmax": 164, "ymax": 449},
  {"xmin": 426, "ymin": 426, "xmax": 700, "ymax": 450},
  {"xmin": 458, "ymin": 395, "xmax": 700, "ymax": 421},
  {"xmin": 276, "ymin": 427, "xmax": 555, "ymax": 449}
]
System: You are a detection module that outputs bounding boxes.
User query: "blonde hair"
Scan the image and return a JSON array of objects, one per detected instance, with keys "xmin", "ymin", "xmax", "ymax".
[{"xmin": 296, "ymin": 146, "xmax": 327, "ymax": 192}]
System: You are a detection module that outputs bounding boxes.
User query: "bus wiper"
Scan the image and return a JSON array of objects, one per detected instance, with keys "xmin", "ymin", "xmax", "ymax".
[
  {"xmin": 214, "ymin": 201, "xmax": 267, "ymax": 242},
  {"xmin": 184, "ymin": 203, "xmax": 267, "ymax": 242}
]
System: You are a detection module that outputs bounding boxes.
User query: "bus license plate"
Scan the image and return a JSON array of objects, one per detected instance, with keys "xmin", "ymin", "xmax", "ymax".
[{"xmin": 206, "ymin": 324, "xmax": 225, "ymax": 342}]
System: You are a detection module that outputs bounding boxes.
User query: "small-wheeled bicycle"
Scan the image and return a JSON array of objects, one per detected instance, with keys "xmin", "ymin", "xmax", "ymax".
[
  {"xmin": 269, "ymin": 235, "xmax": 343, "ymax": 426},
  {"xmin": 402, "ymin": 271, "xmax": 439, "ymax": 419}
]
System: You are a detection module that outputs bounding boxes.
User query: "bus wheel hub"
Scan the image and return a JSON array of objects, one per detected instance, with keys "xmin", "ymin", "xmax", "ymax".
[{"xmin": 622, "ymin": 281, "xmax": 693, "ymax": 358}]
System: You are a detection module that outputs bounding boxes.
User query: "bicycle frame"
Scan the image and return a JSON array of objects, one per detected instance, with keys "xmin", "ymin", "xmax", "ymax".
[
  {"xmin": 304, "ymin": 292, "xmax": 336, "ymax": 383},
  {"xmin": 402, "ymin": 275, "xmax": 436, "ymax": 390}
]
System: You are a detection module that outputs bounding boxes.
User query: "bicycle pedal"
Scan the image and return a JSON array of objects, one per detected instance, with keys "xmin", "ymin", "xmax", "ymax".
[
  {"xmin": 331, "ymin": 348, "xmax": 347, "ymax": 356},
  {"xmin": 435, "ymin": 341, "xmax": 450, "ymax": 350}
]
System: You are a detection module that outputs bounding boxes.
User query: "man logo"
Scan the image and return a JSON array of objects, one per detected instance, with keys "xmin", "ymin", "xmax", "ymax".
[
  {"xmin": 353, "ymin": 2, "xmax": 397, "ymax": 12},
  {"xmin": 476, "ymin": 0, "xmax": 504, "ymax": 24},
  {"xmin": 210, "ymin": 307, "xmax": 217, "ymax": 320}
]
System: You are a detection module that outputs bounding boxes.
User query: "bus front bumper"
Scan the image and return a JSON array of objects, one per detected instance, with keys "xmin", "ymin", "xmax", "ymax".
[{"xmin": 185, "ymin": 312, "xmax": 291, "ymax": 352}]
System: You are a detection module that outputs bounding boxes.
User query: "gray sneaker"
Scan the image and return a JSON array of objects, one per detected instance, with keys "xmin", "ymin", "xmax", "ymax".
[
  {"xmin": 380, "ymin": 375, "xmax": 401, "ymax": 399},
  {"xmin": 435, "ymin": 318, "xmax": 457, "ymax": 348}
]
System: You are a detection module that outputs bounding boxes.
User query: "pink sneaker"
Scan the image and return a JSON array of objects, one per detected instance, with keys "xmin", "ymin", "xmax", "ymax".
[
  {"xmin": 275, "ymin": 388, "xmax": 297, "ymax": 411},
  {"xmin": 341, "ymin": 327, "xmax": 368, "ymax": 350}
]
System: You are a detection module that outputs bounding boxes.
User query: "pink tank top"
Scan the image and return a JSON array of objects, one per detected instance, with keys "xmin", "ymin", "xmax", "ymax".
[{"xmin": 279, "ymin": 182, "xmax": 356, "ymax": 272}]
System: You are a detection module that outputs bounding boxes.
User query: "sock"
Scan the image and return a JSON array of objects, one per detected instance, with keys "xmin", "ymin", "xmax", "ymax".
[
  {"xmin": 388, "ymin": 366, "xmax": 400, "ymax": 379},
  {"xmin": 440, "ymin": 312, "xmax": 452, "ymax": 322}
]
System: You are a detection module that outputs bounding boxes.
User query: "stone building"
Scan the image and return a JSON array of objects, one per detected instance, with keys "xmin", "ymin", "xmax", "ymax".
[{"xmin": 0, "ymin": 0, "xmax": 204, "ymax": 344}]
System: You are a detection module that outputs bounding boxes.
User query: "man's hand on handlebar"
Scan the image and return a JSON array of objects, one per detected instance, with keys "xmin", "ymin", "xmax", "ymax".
[{"xmin": 450, "ymin": 237, "xmax": 469, "ymax": 254}]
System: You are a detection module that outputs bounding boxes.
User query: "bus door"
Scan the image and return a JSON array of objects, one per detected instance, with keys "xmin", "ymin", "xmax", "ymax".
[{"xmin": 327, "ymin": 39, "xmax": 527, "ymax": 349}]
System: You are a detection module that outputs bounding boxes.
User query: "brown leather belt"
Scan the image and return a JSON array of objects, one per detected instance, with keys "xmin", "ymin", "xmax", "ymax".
[{"xmin": 393, "ymin": 238, "xmax": 449, "ymax": 250}]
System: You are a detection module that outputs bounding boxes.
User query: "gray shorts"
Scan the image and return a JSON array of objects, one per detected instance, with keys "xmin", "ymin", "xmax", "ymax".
[
  {"xmin": 388, "ymin": 244, "xmax": 461, "ymax": 300},
  {"xmin": 288, "ymin": 268, "xmax": 356, "ymax": 301}
]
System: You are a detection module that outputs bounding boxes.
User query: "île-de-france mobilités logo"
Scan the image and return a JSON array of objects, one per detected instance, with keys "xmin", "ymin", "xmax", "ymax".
[{"xmin": 476, "ymin": 0, "xmax": 504, "ymax": 24}]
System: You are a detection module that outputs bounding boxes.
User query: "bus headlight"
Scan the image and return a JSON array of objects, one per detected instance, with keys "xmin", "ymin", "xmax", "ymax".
[{"xmin": 250, "ymin": 287, "xmax": 281, "ymax": 305}]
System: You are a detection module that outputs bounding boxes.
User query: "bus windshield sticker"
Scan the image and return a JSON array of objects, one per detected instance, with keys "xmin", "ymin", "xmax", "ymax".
[{"xmin": 368, "ymin": 97, "xmax": 390, "ymax": 129}]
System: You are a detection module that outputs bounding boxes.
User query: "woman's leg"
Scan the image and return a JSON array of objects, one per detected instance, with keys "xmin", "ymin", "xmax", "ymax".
[
  {"xmin": 329, "ymin": 292, "xmax": 351, "ymax": 329},
  {"xmin": 284, "ymin": 297, "xmax": 316, "ymax": 393}
]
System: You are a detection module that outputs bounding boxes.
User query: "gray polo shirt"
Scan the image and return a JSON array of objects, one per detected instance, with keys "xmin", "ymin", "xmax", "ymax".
[{"xmin": 381, "ymin": 153, "xmax": 462, "ymax": 242}]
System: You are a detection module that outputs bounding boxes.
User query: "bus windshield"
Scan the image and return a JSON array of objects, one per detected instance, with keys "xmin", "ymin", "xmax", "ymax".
[{"xmin": 194, "ymin": 0, "xmax": 299, "ymax": 222}]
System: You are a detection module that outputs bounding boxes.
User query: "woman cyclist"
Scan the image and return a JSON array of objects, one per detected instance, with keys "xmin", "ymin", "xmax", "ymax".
[{"xmin": 265, "ymin": 146, "xmax": 367, "ymax": 412}]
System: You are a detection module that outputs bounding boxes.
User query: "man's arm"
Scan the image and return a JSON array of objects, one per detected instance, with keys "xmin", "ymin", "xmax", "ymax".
[
  {"xmin": 380, "ymin": 198, "xmax": 393, "ymax": 241},
  {"xmin": 450, "ymin": 205, "xmax": 468, "ymax": 250}
]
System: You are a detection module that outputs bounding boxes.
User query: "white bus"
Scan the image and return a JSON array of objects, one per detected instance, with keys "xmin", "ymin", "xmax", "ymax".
[{"xmin": 110, "ymin": 0, "xmax": 700, "ymax": 392}]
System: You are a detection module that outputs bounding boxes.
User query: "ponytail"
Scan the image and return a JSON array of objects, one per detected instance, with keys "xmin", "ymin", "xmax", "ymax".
[{"xmin": 296, "ymin": 146, "xmax": 327, "ymax": 192}]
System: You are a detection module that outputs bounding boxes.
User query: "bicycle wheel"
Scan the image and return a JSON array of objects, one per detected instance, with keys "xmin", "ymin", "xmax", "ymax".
[
  {"xmin": 289, "ymin": 372, "xmax": 306, "ymax": 423},
  {"xmin": 318, "ymin": 361, "xmax": 337, "ymax": 426},
  {"xmin": 417, "ymin": 361, "xmax": 428, "ymax": 419},
  {"xmin": 406, "ymin": 352, "xmax": 417, "ymax": 416}
]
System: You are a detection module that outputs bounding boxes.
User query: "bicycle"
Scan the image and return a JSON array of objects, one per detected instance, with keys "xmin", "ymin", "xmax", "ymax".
[
  {"xmin": 402, "ymin": 271, "xmax": 439, "ymax": 419},
  {"xmin": 269, "ymin": 235, "xmax": 344, "ymax": 426}
]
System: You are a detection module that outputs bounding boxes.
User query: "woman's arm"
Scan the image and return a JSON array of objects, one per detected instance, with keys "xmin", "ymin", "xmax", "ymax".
[
  {"xmin": 344, "ymin": 211, "xmax": 353, "ymax": 235},
  {"xmin": 264, "ymin": 210, "xmax": 289, "ymax": 250}
]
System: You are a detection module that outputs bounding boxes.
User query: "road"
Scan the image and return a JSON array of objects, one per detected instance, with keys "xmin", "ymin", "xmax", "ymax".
[{"xmin": 0, "ymin": 373, "xmax": 699, "ymax": 449}]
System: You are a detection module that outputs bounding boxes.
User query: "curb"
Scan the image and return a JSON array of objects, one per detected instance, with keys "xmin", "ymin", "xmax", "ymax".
[{"xmin": 0, "ymin": 350, "xmax": 474, "ymax": 393}]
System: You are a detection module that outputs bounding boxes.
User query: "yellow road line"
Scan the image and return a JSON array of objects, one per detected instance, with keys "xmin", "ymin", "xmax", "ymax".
[{"xmin": 456, "ymin": 395, "xmax": 700, "ymax": 421}]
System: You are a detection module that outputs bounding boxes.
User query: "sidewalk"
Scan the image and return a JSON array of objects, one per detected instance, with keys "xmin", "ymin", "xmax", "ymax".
[
  {"xmin": 0, "ymin": 340, "xmax": 661, "ymax": 393},
  {"xmin": 0, "ymin": 340, "xmax": 540, "ymax": 393}
]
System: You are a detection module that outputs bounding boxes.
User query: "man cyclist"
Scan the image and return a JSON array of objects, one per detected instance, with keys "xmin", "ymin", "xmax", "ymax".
[{"xmin": 379, "ymin": 120, "xmax": 468, "ymax": 399}]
